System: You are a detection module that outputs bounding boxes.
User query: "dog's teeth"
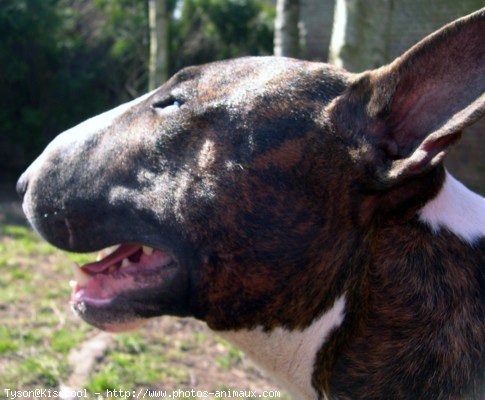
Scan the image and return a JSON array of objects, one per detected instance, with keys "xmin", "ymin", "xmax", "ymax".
[
  {"xmin": 121, "ymin": 258, "xmax": 130, "ymax": 268},
  {"xmin": 96, "ymin": 245, "xmax": 121, "ymax": 261},
  {"xmin": 142, "ymin": 246, "xmax": 154, "ymax": 255},
  {"xmin": 96, "ymin": 249, "xmax": 110, "ymax": 261},
  {"xmin": 71, "ymin": 263, "xmax": 90, "ymax": 287}
]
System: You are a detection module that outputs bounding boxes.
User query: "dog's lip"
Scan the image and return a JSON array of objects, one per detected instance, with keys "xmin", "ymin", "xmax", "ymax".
[{"xmin": 70, "ymin": 243, "xmax": 179, "ymax": 304}]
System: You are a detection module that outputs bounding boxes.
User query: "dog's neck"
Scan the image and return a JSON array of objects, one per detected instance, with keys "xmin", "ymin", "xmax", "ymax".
[
  {"xmin": 219, "ymin": 295, "xmax": 346, "ymax": 399},
  {"xmin": 218, "ymin": 172, "xmax": 485, "ymax": 399}
]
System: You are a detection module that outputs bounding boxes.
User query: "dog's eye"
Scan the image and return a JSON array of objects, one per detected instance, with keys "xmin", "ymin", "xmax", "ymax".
[{"xmin": 151, "ymin": 98, "xmax": 183, "ymax": 115}]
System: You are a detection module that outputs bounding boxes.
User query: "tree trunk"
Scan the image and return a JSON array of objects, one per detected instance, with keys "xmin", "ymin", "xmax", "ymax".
[
  {"xmin": 299, "ymin": 0, "xmax": 335, "ymax": 61},
  {"xmin": 274, "ymin": 0, "xmax": 300, "ymax": 57},
  {"xmin": 148, "ymin": 0, "xmax": 169, "ymax": 90},
  {"xmin": 329, "ymin": 0, "xmax": 392, "ymax": 72}
]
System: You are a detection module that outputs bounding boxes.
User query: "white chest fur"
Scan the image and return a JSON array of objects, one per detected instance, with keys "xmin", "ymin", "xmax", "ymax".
[
  {"xmin": 218, "ymin": 295, "xmax": 346, "ymax": 399},
  {"xmin": 419, "ymin": 171, "xmax": 485, "ymax": 244}
]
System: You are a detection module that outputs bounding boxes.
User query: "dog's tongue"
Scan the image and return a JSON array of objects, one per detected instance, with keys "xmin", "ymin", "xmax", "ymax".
[{"xmin": 81, "ymin": 244, "xmax": 140, "ymax": 274}]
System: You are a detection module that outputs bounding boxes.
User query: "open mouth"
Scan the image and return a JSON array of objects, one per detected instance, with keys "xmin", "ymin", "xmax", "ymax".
[{"xmin": 70, "ymin": 244, "xmax": 178, "ymax": 308}]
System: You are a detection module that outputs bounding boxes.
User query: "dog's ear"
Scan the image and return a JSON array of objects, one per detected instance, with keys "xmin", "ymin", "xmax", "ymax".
[{"xmin": 333, "ymin": 8, "xmax": 484, "ymax": 187}]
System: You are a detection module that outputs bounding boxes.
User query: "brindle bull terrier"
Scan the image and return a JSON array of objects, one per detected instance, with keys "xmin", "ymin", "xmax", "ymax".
[{"xmin": 17, "ymin": 8, "xmax": 484, "ymax": 400}]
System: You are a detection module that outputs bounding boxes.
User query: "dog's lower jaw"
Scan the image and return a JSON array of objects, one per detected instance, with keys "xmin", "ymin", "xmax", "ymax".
[
  {"xmin": 218, "ymin": 295, "xmax": 347, "ymax": 400},
  {"xmin": 102, "ymin": 320, "xmax": 147, "ymax": 333},
  {"xmin": 70, "ymin": 296, "xmax": 148, "ymax": 333}
]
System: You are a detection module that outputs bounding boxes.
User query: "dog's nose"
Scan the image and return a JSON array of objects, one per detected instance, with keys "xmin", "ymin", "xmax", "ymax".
[{"xmin": 16, "ymin": 173, "xmax": 29, "ymax": 200}]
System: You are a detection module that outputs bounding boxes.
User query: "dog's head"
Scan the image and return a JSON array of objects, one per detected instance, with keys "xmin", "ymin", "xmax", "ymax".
[{"xmin": 18, "ymin": 10, "xmax": 484, "ymax": 332}]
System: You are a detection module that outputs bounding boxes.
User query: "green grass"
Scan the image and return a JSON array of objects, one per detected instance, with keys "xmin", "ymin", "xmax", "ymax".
[
  {"xmin": 85, "ymin": 332, "xmax": 192, "ymax": 393},
  {"xmin": 215, "ymin": 346, "xmax": 244, "ymax": 370},
  {"xmin": 0, "ymin": 223, "xmax": 92, "ymax": 388}
]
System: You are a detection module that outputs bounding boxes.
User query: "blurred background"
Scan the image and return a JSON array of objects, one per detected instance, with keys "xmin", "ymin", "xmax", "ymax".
[{"xmin": 0, "ymin": 0, "xmax": 483, "ymax": 397}]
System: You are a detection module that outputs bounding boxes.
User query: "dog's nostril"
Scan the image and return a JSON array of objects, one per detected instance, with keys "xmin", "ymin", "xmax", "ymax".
[{"xmin": 16, "ymin": 174, "xmax": 29, "ymax": 200}]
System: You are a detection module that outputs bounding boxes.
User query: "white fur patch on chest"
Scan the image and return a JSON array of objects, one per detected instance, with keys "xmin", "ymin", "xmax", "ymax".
[
  {"xmin": 419, "ymin": 171, "xmax": 485, "ymax": 244},
  {"xmin": 218, "ymin": 295, "xmax": 346, "ymax": 400}
]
